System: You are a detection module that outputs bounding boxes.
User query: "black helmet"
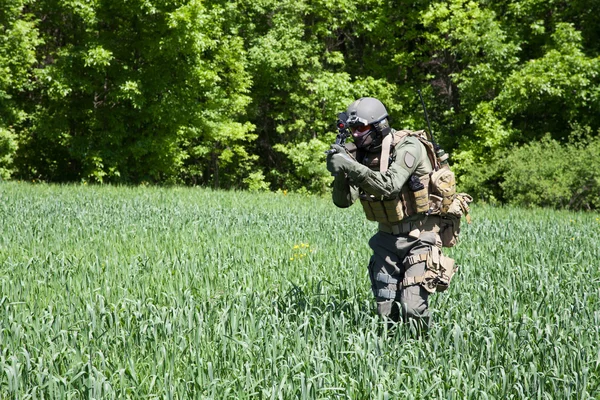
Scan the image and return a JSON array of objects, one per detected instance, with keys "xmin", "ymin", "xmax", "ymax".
[{"xmin": 345, "ymin": 97, "xmax": 389, "ymax": 128}]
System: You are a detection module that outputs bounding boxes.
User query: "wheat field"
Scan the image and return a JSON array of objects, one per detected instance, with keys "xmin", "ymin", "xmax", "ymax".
[{"xmin": 0, "ymin": 182, "xmax": 599, "ymax": 399}]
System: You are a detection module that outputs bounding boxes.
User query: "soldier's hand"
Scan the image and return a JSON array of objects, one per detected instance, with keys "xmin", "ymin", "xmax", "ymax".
[
  {"xmin": 327, "ymin": 151, "xmax": 357, "ymax": 176},
  {"xmin": 329, "ymin": 144, "xmax": 347, "ymax": 155},
  {"xmin": 325, "ymin": 143, "xmax": 347, "ymax": 158},
  {"xmin": 326, "ymin": 144, "xmax": 344, "ymax": 168}
]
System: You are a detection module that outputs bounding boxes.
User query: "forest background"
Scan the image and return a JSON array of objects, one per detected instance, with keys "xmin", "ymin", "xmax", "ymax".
[{"xmin": 1, "ymin": 0, "xmax": 599, "ymax": 209}]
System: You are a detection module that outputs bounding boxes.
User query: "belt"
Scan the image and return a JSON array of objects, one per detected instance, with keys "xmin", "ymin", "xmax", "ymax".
[
  {"xmin": 378, "ymin": 221, "xmax": 415, "ymax": 236},
  {"xmin": 379, "ymin": 217, "xmax": 441, "ymax": 237}
]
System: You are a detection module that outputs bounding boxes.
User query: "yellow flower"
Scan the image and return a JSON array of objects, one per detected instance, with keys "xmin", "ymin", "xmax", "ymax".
[{"xmin": 293, "ymin": 245, "xmax": 300, "ymax": 249}]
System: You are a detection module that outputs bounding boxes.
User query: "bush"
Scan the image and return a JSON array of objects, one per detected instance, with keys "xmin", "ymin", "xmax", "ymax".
[
  {"xmin": 0, "ymin": 127, "xmax": 18, "ymax": 180},
  {"xmin": 498, "ymin": 131, "xmax": 600, "ymax": 210}
]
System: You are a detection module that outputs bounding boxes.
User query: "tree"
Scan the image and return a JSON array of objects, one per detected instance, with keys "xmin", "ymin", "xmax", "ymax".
[
  {"xmin": 2, "ymin": 0, "xmax": 600, "ymax": 208},
  {"xmin": 13, "ymin": 0, "xmax": 255, "ymax": 185},
  {"xmin": 0, "ymin": 0, "xmax": 40, "ymax": 179}
]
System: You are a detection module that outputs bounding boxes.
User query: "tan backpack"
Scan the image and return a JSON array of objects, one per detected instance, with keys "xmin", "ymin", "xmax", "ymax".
[{"xmin": 408, "ymin": 131, "xmax": 473, "ymax": 248}]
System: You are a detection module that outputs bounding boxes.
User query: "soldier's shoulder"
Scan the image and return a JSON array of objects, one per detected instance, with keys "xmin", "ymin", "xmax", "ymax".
[{"xmin": 392, "ymin": 130, "xmax": 425, "ymax": 148}]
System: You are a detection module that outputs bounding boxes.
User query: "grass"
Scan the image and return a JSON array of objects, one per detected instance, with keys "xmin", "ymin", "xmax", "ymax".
[{"xmin": 0, "ymin": 181, "xmax": 599, "ymax": 399}]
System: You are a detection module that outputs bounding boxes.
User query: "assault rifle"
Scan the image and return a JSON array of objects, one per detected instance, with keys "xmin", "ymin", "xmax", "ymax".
[
  {"xmin": 418, "ymin": 90, "xmax": 449, "ymax": 167},
  {"xmin": 325, "ymin": 112, "xmax": 352, "ymax": 155}
]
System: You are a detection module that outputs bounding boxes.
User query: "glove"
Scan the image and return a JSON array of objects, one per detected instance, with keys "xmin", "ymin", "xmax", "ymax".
[
  {"xmin": 326, "ymin": 144, "xmax": 345, "ymax": 169},
  {"xmin": 327, "ymin": 150, "xmax": 357, "ymax": 176},
  {"xmin": 329, "ymin": 144, "xmax": 347, "ymax": 155}
]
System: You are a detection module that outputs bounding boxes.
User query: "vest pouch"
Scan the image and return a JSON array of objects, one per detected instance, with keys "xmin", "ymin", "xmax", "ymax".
[
  {"xmin": 413, "ymin": 187, "xmax": 429, "ymax": 213},
  {"xmin": 360, "ymin": 196, "xmax": 404, "ymax": 224},
  {"xmin": 382, "ymin": 198, "xmax": 404, "ymax": 223},
  {"xmin": 431, "ymin": 167, "xmax": 456, "ymax": 214},
  {"xmin": 370, "ymin": 201, "xmax": 389, "ymax": 222},
  {"xmin": 360, "ymin": 198, "xmax": 377, "ymax": 221}
]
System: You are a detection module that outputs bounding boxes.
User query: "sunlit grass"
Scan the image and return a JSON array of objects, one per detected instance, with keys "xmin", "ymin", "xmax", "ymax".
[{"xmin": 0, "ymin": 182, "xmax": 598, "ymax": 398}]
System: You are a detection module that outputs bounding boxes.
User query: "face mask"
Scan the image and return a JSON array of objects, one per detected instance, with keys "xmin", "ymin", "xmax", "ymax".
[{"xmin": 353, "ymin": 127, "xmax": 374, "ymax": 148}]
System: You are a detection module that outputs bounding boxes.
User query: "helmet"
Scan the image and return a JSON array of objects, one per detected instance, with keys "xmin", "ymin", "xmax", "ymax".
[
  {"xmin": 345, "ymin": 97, "xmax": 389, "ymax": 128},
  {"xmin": 345, "ymin": 97, "xmax": 390, "ymax": 149}
]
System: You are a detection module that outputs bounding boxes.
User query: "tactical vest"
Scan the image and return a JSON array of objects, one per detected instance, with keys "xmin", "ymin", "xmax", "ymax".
[{"xmin": 357, "ymin": 130, "xmax": 472, "ymax": 246}]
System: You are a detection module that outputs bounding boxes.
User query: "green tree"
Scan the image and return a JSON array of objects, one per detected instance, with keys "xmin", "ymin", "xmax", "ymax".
[
  {"xmin": 3, "ymin": 0, "xmax": 600, "ymax": 207},
  {"xmin": 232, "ymin": 0, "xmax": 425, "ymax": 193},
  {"xmin": 0, "ymin": 0, "xmax": 40, "ymax": 179},
  {"xmin": 403, "ymin": 1, "xmax": 600, "ymax": 205},
  {"xmin": 455, "ymin": 22, "xmax": 600, "ymax": 202},
  {"xmin": 13, "ymin": 0, "xmax": 255, "ymax": 186}
]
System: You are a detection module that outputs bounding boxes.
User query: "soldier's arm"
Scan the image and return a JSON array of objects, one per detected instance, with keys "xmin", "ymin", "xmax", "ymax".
[
  {"xmin": 347, "ymin": 136, "xmax": 425, "ymax": 197},
  {"xmin": 332, "ymin": 174, "xmax": 359, "ymax": 208}
]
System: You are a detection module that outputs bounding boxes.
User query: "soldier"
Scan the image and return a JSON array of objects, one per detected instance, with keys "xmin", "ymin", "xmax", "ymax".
[{"xmin": 326, "ymin": 97, "xmax": 470, "ymax": 333}]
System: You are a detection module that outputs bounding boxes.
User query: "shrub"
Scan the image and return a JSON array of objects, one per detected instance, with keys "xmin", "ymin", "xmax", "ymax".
[
  {"xmin": 0, "ymin": 127, "xmax": 18, "ymax": 180},
  {"xmin": 499, "ymin": 130, "xmax": 600, "ymax": 210}
]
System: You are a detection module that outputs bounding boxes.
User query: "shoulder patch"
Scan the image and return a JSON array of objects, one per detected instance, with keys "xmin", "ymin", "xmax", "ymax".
[{"xmin": 404, "ymin": 152, "xmax": 416, "ymax": 169}]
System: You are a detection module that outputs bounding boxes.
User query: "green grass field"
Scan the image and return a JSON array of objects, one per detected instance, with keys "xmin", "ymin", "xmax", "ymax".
[{"xmin": 1, "ymin": 182, "xmax": 599, "ymax": 399}]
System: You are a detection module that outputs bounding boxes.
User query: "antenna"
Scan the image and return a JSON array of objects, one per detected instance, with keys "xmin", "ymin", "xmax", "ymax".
[
  {"xmin": 417, "ymin": 89, "xmax": 439, "ymax": 150},
  {"xmin": 417, "ymin": 89, "xmax": 449, "ymax": 167}
]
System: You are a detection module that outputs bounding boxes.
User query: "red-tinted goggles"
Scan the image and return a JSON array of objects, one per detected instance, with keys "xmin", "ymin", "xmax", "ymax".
[{"xmin": 351, "ymin": 125, "xmax": 372, "ymax": 137}]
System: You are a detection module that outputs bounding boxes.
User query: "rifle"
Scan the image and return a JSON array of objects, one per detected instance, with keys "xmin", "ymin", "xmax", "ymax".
[
  {"xmin": 418, "ymin": 89, "xmax": 449, "ymax": 167},
  {"xmin": 325, "ymin": 112, "xmax": 352, "ymax": 155}
]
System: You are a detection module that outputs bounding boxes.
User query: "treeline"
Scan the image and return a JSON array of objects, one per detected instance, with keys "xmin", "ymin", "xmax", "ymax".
[{"xmin": 1, "ymin": 0, "xmax": 599, "ymax": 209}]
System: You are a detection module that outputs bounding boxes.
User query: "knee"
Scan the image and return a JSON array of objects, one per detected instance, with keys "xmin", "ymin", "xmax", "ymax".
[
  {"xmin": 376, "ymin": 299, "xmax": 401, "ymax": 323},
  {"xmin": 401, "ymin": 286, "xmax": 430, "ymax": 321},
  {"xmin": 403, "ymin": 301, "xmax": 429, "ymax": 321}
]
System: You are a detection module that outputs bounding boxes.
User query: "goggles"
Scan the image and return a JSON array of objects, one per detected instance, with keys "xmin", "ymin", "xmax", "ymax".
[
  {"xmin": 346, "ymin": 115, "xmax": 370, "ymax": 137},
  {"xmin": 351, "ymin": 124, "xmax": 372, "ymax": 137}
]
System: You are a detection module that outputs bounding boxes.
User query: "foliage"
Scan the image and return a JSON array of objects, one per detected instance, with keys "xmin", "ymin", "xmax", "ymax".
[
  {"xmin": 0, "ymin": 128, "xmax": 18, "ymax": 180},
  {"xmin": 493, "ymin": 23, "xmax": 600, "ymax": 144},
  {"xmin": 1, "ymin": 183, "xmax": 600, "ymax": 397},
  {"xmin": 243, "ymin": 170, "xmax": 271, "ymax": 192},
  {"xmin": 0, "ymin": 0, "xmax": 600, "ymax": 206},
  {"xmin": 10, "ymin": 0, "xmax": 255, "ymax": 185},
  {"xmin": 0, "ymin": 0, "xmax": 40, "ymax": 179},
  {"xmin": 499, "ymin": 130, "xmax": 600, "ymax": 210}
]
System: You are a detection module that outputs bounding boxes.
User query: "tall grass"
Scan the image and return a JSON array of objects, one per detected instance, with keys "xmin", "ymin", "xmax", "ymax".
[{"xmin": 0, "ymin": 182, "xmax": 599, "ymax": 399}]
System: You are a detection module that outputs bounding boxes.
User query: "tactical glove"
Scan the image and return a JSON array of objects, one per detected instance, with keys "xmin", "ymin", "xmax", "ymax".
[
  {"xmin": 329, "ymin": 144, "xmax": 347, "ymax": 155},
  {"xmin": 327, "ymin": 148, "xmax": 357, "ymax": 176}
]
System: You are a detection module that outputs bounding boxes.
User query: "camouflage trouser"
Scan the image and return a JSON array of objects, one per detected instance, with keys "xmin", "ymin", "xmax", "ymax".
[{"xmin": 367, "ymin": 229, "xmax": 442, "ymax": 327}]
